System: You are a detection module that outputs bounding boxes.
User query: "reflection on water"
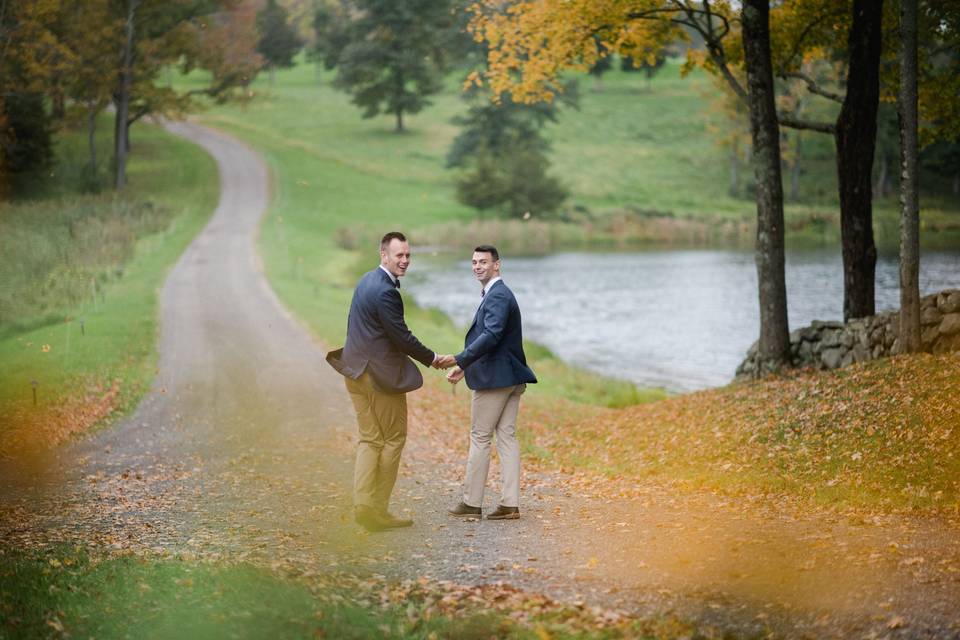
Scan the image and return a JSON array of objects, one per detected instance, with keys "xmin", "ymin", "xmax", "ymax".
[{"xmin": 405, "ymin": 249, "xmax": 960, "ymax": 393}]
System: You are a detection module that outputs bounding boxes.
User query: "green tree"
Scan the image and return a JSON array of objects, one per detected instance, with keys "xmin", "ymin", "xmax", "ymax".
[
  {"xmin": 449, "ymin": 84, "xmax": 574, "ymax": 219},
  {"xmin": 456, "ymin": 145, "xmax": 567, "ymax": 219},
  {"xmin": 256, "ymin": 0, "xmax": 303, "ymax": 85},
  {"xmin": 312, "ymin": 0, "xmax": 455, "ymax": 132}
]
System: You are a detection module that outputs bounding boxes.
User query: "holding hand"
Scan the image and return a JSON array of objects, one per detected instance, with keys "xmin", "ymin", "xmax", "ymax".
[
  {"xmin": 433, "ymin": 354, "xmax": 457, "ymax": 369},
  {"xmin": 446, "ymin": 366, "xmax": 464, "ymax": 384}
]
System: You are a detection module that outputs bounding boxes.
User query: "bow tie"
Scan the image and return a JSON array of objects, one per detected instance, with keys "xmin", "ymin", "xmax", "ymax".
[{"xmin": 393, "ymin": 279, "xmax": 400, "ymax": 289}]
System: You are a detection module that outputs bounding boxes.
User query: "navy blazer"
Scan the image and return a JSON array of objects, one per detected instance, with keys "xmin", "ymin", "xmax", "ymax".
[
  {"xmin": 327, "ymin": 268, "xmax": 434, "ymax": 394},
  {"xmin": 455, "ymin": 280, "xmax": 537, "ymax": 391}
]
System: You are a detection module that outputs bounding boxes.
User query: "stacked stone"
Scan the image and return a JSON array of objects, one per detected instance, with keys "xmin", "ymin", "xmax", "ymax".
[{"xmin": 737, "ymin": 288, "xmax": 960, "ymax": 377}]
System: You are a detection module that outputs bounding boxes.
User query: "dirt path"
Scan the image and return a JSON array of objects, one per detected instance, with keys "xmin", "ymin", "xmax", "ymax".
[{"xmin": 2, "ymin": 122, "xmax": 958, "ymax": 639}]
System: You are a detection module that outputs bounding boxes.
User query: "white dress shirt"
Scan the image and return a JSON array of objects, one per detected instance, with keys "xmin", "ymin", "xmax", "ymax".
[{"xmin": 379, "ymin": 264, "xmax": 399, "ymax": 287}]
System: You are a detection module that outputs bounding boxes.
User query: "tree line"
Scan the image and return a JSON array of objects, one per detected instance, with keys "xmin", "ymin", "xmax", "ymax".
[{"xmin": 0, "ymin": 0, "xmax": 307, "ymax": 195}]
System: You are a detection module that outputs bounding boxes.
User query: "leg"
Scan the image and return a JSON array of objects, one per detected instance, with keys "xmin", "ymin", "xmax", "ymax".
[
  {"xmin": 370, "ymin": 390, "xmax": 407, "ymax": 512},
  {"xmin": 494, "ymin": 384, "xmax": 525, "ymax": 508},
  {"xmin": 464, "ymin": 387, "xmax": 513, "ymax": 508},
  {"xmin": 346, "ymin": 373, "xmax": 384, "ymax": 509}
]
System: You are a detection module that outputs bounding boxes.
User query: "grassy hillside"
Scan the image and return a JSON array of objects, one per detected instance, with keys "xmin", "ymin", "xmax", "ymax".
[
  {"xmin": 0, "ymin": 119, "xmax": 218, "ymax": 452},
  {"xmin": 184, "ymin": 58, "xmax": 959, "ymax": 250}
]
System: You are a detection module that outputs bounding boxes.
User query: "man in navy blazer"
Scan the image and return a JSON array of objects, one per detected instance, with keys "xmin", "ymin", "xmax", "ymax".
[
  {"xmin": 327, "ymin": 231, "xmax": 455, "ymax": 532},
  {"xmin": 446, "ymin": 245, "xmax": 536, "ymax": 520}
]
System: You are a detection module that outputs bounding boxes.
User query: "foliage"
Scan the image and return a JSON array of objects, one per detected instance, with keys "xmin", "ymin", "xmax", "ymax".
[
  {"xmin": 447, "ymin": 86, "xmax": 575, "ymax": 168},
  {"xmin": 256, "ymin": 0, "xmax": 303, "ymax": 72},
  {"xmin": 311, "ymin": 0, "xmax": 457, "ymax": 131},
  {"xmin": 0, "ymin": 0, "xmax": 73, "ymax": 187},
  {"xmin": 456, "ymin": 145, "xmax": 568, "ymax": 218},
  {"xmin": 0, "ymin": 93, "xmax": 55, "ymax": 178}
]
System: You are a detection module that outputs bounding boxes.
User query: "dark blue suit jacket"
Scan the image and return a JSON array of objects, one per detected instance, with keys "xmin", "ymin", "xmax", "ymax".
[
  {"xmin": 327, "ymin": 268, "xmax": 434, "ymax": 394},
  {"xmin": 455, "ymin": 280, "xmax": 537, "ymax": 391}
]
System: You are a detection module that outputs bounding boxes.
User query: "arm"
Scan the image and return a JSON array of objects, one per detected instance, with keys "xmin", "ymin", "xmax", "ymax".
[
  {"xmin": 455, "ymin": 291, "xmax": 509, "ymax": 370},
  {"xmin": 377, "ymin": 288, "xmax": 435, "ymax": 366}
]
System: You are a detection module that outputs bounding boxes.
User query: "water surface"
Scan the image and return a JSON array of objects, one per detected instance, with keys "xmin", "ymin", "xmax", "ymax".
[{"xmin": 406, "ymin": 249, "xmax": 959, "ymax": 393}]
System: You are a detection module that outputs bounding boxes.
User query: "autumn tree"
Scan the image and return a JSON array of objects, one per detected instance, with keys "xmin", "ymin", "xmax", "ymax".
[
  {"xmin": 57, "ymin": 0, "xmax": 118, "ymax": 191},
  {"xmin": 107, "ymin": 0, "xmax": 261, "ymax": 189},
  {"xmin": 0, "ymin": 0, "xmax": 73, "ymax": 191},
  {"xmin": 621, "ymin": 50, "xmax": 667, "ymax": 92},
  {"xmin": 256, "ymin": 0, "xmax": 303, "ymax": 85},
  {"xmin": 468, "ymin": 0, "xmax": 794, "ymax": 368},
  {"xmin": 312, "ymin": 0, "xmax": 456, "ymax": 132},
  {"xmin": 588, "ymin": 38, "xmax": 614, "ymax": 90}
]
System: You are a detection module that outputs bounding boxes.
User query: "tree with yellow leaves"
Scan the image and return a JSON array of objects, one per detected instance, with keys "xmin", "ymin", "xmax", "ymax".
[{"xmin": 470, "ymin": 0, "xmax": 793, "ymax": 369}]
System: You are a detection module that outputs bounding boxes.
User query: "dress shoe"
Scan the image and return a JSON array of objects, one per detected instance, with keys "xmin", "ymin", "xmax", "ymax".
[
  {"xmin": 354, "ymin": 505, "xmax": 387, "ymax": 532},
  {"xmin": 448, "ymin": 501, "xmax": 482, "ymax": 517},
  {"xmin": 486, "ymin": 505, "xmax": 520, "ymax": 520},
  {"xmin": 379, "ymin": 511, "xmax": 413, "ymax": 528}
]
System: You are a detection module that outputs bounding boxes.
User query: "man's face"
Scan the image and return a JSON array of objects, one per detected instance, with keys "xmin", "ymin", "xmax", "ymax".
[
  {"xmin": 381, "ymin": 239, "xmax": 411, "ymax": 278},
  {"xmin": 472, "ymin": 251, "xmax": 500, "ymax": 286}
]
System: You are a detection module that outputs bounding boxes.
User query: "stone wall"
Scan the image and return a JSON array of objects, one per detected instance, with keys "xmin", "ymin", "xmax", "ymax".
[{"xmin": 737, "ymin": 288, "xmax": 960, "ymax": 377}]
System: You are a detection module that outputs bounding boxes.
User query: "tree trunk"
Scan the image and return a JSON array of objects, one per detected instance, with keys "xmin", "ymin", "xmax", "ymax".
[
  {"xmin": 790, "ymin": 132, "xmax": 802, "ymax": 201},
  {"xmin": 953, "ymin": 171, "xmax": 959, "ymax": 197},
  {"xmin": 898, "ymin": 0, "xmax": 921, "ymax": 353},
  {"xmin": 874, "ymin": 154, "xmax": 889, "ymax": 199},
  {"xmin": 729, "ymin": 139, "xmax": 741, "ymax": 196},
  {"xmin": 742, "ymin": 0, "xmax": 791, "ymax": 371},
  {"xmin": 835, "ymin": 0, "xmax": 882, "ymax": 320},
  {"xmin": 87, "ymin": 109, "xmax": 98, "ymax": 171},
  {"xmin": 269, "ymin": 66, "xmax": 276, "ymax": 86},
  {"xmin": 114, "ymin": 0, "xmax": 136, "ymax": 190}
]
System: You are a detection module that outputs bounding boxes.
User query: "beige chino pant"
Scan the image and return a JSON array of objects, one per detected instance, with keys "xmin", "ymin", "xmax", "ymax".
[
  {"xmin": 464, "ymin": 384, "xmax": 526, "ymax": 509},
  {"xmin": 345, "ymin": 372, "xmax": 407, "ymax": 512}
]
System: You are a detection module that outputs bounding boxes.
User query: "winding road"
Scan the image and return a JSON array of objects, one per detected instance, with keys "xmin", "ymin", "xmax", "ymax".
[{"xmin": 2, "ymin": 121, "xmax": 959, "ymax": 639}]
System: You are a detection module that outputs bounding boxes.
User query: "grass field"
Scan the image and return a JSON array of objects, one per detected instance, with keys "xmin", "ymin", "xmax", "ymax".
[{"xmin": 0, "ymin": 118, "xmax": 219, "ymax": 451}]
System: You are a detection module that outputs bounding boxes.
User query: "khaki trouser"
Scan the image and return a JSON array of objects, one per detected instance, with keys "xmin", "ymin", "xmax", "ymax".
[
  {"xmin": 345, "ymin": 372, "xmax": 407, "ymax": 511},
  {"xmin": 464, "ymin": 384, "xmax": 526, "ymax": 509}
]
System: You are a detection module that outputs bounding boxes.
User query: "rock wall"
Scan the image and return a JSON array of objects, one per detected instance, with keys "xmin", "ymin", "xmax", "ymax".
[{"xmin": 737, "ymin": 288, "xmax": 960, "ymax": 377}]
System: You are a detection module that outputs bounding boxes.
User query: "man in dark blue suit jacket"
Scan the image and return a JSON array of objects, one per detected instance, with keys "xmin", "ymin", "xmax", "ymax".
[
  {"xmin": 327, "ymin": 232, "xmax": 455, "ymax": 532},
  {"xmin": 446, "ymin": 245, "xmax": 536, "ymax": 520}
]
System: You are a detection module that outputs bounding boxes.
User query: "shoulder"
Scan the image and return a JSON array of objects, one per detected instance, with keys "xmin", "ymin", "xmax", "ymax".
[{"xmin": 488, "ymin": 281, "xmax": 516, "ymax": 303}]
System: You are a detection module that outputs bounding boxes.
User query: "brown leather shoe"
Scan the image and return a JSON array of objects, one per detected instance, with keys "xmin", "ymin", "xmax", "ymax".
[
  {"xmin": 486, "ymin": 505, "xmax": 519, "ymax": 520},
  {"xmin": 379, "ymin": 511, "xmax": 413, "ymax": 528},
  {"xmin": 354, "ymin": 505, "xmax": 387, "ymax": 532},
  {"xmin": 448, "ymin": 501, "xmax": 482, "ymax": 517}
]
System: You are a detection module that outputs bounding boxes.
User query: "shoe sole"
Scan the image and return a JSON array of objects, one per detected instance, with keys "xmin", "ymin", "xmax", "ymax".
[
  {"xmin": 486, "ymin": 513, "xmax": 520, "ymax": 520},
  {"xmin": 448, "ymin": 511, "xmax": 482, "ymax": 518}
]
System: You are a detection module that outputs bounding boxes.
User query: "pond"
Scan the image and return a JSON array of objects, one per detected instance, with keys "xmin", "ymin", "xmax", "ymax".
[{"xmin": 405, "ymin": 249, "xmax": 960, "ymax": 393}]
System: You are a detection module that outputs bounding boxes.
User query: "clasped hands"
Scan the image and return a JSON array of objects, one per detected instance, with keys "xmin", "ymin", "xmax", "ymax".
[
  {"xmin": 432, "ymin": 354, "xmax": 457, "ymax": 370},
  {"xmin": 432, "ymin": 355, "xmax": 464, "ymax": 385}
]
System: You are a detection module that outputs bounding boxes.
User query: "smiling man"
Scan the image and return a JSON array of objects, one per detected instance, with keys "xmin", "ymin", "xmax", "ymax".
[
  {"xmin": 327, "ymin": 231, "xmax": 455, "ymax": 532},
  {"xmin": 446, "ymin": 245, "xmax": 537, "ymax": 520}
]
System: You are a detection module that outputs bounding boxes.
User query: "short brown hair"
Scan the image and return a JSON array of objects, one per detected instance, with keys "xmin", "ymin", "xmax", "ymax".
[
  {"xmin": 474, "ymin": 244, "xmax": 499, "ymax": 261},
  {"xmin": 380, "ymin": 231, "xmax": 407, "ymax": 250}
]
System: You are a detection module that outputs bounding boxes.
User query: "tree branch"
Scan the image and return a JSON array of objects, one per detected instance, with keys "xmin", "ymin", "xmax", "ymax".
[
  {"xmin": 778, "ymin": 112, "xmax": 835, "ymax": 134},
  {"xmin": 779, "ymin": 70, "xmax": 844, "ymax": 103},
  {"xmin": 778, "ymin": 8, "xmax": 846, "ymax": 74}
]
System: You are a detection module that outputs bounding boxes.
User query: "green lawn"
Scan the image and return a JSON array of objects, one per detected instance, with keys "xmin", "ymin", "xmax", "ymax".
[{"xmin": 0, "ymin": 118, "xmax": 218, "ymax": 447}]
